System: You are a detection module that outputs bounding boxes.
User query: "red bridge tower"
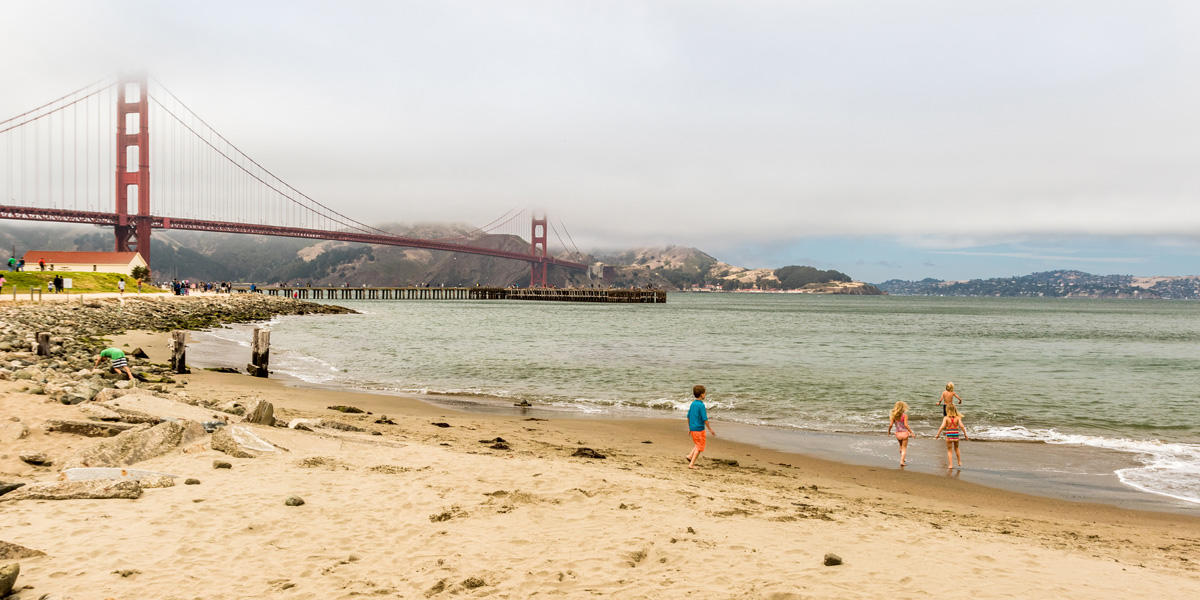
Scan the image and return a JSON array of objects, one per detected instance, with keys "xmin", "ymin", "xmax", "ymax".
[
  {"xmin": 114, "ymin": 75, "xmax": 151, "ymax": 268},
  {"xmin": 530, "ymin": 214, "xmax": 548, "ymax": 287}
]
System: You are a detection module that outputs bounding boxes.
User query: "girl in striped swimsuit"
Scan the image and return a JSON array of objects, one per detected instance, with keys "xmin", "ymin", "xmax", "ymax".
[{"xmin": 935, "ymin": 403, "xmax": 968, "ymax": 469}]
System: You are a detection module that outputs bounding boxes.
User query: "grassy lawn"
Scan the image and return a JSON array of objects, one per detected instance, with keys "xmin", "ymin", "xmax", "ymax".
[{"xmin": 0, "ymin": 271, "xmax": 166, "ymax": 294}]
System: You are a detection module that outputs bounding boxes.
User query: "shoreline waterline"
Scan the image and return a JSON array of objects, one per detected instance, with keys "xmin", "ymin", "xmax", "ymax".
[{"xmin": 186, "ymin": 321, "xmax": 1200, "ymax": 515}]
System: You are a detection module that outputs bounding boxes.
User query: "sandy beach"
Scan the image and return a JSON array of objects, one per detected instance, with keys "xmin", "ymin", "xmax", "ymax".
[{"xmin": 2, "ymin": 298, "xmax": 1199, "ymax": 599}]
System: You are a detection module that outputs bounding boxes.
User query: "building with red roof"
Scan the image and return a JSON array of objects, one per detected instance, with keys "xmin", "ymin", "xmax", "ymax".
[{"xmin": 22, "ymin": 251, "xmax": 148, "ymax": 276}]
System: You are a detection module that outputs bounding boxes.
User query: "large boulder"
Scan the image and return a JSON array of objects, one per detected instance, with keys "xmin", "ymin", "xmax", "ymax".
[
  {"xmin": 0, "ymin": 563, "xmax": 17, "ymax": 597},
  {"xmin": 63, "ymin": 420, "xmax": 207, "ymax": 469},
  {"xmin": 101, "ymin": 391, "xmax": 227, "ymax": 423},
  {"xmin": 243, "ymin": 399, "xmax": 276, "ymax": 426},
  {"xmin": 43, "ymin": 419, "xmax": 138, "ymax": 437},
  {"xmin": 0, "ymin": 479, "xmax": 142, "ymax": 502},
  {"xmin": 211, "ymin": 425, "xmax": 280, "ymax": 458}
]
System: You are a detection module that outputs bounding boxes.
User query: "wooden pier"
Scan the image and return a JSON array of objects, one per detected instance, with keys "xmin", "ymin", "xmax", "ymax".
[{"xmin": 246, "ymin": 286, "xmax": 666, "ymax": 303}]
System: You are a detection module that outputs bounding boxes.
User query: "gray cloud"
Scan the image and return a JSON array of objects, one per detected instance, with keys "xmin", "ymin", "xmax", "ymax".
[{"xmin": 3, "ymin": 1, "xmax": 1200, "ymax": 255}]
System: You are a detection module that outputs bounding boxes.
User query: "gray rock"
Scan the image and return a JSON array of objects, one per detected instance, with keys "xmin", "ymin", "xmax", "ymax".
[
  {"xmin": 43, "ymin": 418, "xmax": 138, "ymax": 437},
  {"xmin": 213, "ymin": 460, "xmax": 232, "ymax": 469},
  {"xmin": 243, "ymin": 399, "xmax": 276, "ymax": 426},
  {"xmin": 93, "ymin": 387, "xmax": 136, "ymax": 404},
  {"xmin": 0, "ymin": 479, "xmax": 142, "ymax": 502},
  {"xmin": 0, "ymin": 482, "xmax": 26, "ymax": 497},
  {"xmin": 219, "ymin": 401, "xmax": 246, "ymax": 416},
  {"xmin": 0, "ymin": 562, "xmax": 18, "ymax": 598},
  {"xmin": 284, "ymin": 495, "xmax": 305, "ymax": 506},
  {"xmin": 0, "ymin": 540, "xmax": 45, "ymax": 560},
  {"xmin": 823, "ymin": 553, "xmax": 843, "ymax": 566},
  {"xmin": 63, "ymin": 420, "xmax": 207, "ymax": 469},
  {"xmin": 18, "ymin": 452, "xmax": 51, "ymax": 466},
  {"xmin": 287, "ymin": 418, "xmax": 318, "ymax": 431},
  {"xmin": 320, "ymin": 419, "xmax": 365, "ymax": 432},
  {"xmin": 0, "ymin": 421, "xmax": 28, "ymax": 442},
  {"xmin": 211, "ymin": 425, "xmax": 280, "ymax": 458},
  {"xmin": 79, "ymin": 404, "xmax": 123, "ymax": 422},
  {"xmin": 571, "ymin": 447, "xmax": 606, "ymax": 459}
]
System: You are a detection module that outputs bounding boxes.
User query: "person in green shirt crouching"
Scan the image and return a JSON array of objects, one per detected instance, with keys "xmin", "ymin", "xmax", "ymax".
[{"xmin": 95, "ymin": 347, "xmax": 134, "ymax": 381}]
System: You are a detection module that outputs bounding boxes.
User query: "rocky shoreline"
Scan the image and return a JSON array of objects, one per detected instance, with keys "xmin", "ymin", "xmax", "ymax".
[{"xmin": 0, "ymin": 295, "xmax": 353, "ymax": 406}]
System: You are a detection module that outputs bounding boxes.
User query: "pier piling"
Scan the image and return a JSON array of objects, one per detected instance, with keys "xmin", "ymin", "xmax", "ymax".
[
  {"xmin": 247, "ymin": 327, "xmax": 271, "ymax": 377},
  {"xmin": 169, "ymin": 330, "xmax": 188, "ymax": 374}
]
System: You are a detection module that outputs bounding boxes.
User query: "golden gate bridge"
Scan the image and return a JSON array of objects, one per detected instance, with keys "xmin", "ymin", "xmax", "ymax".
[{"xmin": 0, "ymin": 75, "xmax": 587, "ymax": 287}]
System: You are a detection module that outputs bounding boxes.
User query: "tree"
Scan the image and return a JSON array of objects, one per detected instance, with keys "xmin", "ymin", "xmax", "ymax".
[{"xmin": 131, "ymin": 266, "xmax": 150, "ymax": 281}]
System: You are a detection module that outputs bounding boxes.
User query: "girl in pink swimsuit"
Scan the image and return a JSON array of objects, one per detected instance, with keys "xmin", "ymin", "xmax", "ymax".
[
  {"xmin": 887, "ymin": 401, "xmax": 915, "ymax": 466},
  {"xmin": 935, "ymin": 403, "xmax": 968, "ymax": 469}
]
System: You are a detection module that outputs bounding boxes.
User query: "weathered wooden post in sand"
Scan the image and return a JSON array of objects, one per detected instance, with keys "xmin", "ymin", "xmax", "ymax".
[
  {"xmin": 168, "ymin": 330, "xmax": 189, "ymax": 374},
  {"xmin": 247, "ymin": 327, "xmax": 270, "ymax": 377},
  {"xmin": 35, "ymin": 332, "xmax": 51, "ymax": 356}
]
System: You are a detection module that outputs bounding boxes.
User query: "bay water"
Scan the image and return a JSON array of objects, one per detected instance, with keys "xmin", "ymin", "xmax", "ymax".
[{"xmin": 191, "ymin": 293, "xmax": 1200, "ymax": 509}]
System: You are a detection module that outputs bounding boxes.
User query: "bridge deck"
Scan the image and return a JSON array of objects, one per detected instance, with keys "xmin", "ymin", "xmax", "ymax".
[{"xmin": 247, "ymin": 286, "xmax": 667, "ymax": 303}]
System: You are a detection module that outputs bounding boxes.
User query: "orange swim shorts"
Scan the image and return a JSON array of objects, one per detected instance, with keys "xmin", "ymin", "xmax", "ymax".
[{"xmin": 690, "ymin": 430, "xmax": 707, "ymax": 451}]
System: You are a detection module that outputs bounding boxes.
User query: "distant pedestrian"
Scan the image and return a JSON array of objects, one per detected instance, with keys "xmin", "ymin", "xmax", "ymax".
[
  {"xmin": 686, "ymin": 385, "xmax": 716, "ymax": 469},
  {"xmin": 137, "ymin": 279, "xmax": 143, "ymax": 293},
  {"xmin": 6, "ymin": 257, "xmax": 14, "ymax": 271},
  {"xmin": 38, "ymin": 258, "xmax": 45, "ymax": 271},
  {"xmin": 18, "ymin": 259, "xmax": 25, "ymax": 271},
  {"xmin": 118, "ymin": 278, "xmax": 126, "ymax": 295},
  {"xmin": 95, "ymin": 347, "xmax": 135, "ymax": 381},
  {"xmin": 53, "ymin": 275, "xmax": 64, "ymax": 294},
  {"xmin": 0, "ymin": 274, "xmax": 6, "ymax": 295},
  {"xmin": 937, "ymin": 382, "xmax": 963, "ymax": 416}
]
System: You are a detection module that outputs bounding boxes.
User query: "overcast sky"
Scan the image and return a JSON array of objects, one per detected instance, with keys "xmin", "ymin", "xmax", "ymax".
[{"xmin": 3, "ymin": 1, "xmax": 1199, "ymax": 280}]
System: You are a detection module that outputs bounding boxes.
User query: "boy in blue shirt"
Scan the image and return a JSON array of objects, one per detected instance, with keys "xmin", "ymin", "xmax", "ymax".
[{"xmin": 686, "ymin": 385, "xmax": 716, "ymax": 469}]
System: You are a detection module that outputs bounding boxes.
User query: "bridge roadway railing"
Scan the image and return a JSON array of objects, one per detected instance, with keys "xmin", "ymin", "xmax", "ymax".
[{"xmin": 236, "ymin": 286, "xmax": 667, "ymax": 303}]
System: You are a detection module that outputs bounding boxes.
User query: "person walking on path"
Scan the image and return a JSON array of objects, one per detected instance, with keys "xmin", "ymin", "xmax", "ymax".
[
  {"xmin": 937, "ymin": 382, "xmax": 963, "ymax": 416},
  {"xmin": 686, "ymin": 385, "xmax": 716, "ymax": 469},
  {"xmin": 6, "ymin": 257, "xmax": 14, "ymax": 271},
  {"xmin": 887, "ymin": 401, "xmax": 916, "ymax": 467},
  {"xmin": 38, "ymin": 258, "xmax": 45, "ymax": 271},
  {"xmin": 0, "ymin": 274, "xmax": 6, "ymax": 295},
  {"xmin": 935, "ymin": 403, "xmax": 968, "ymax": 469},
  {"xmin": 53, "ymin": 275, "xmax": 64, "ymax": 294},
  {"xmin": 117, "ymin": 278, "xmax": 126, "ymax": 295},
  {"xmin": 95, "ymin": 347, "xmax": 135, "ymax": 381}
]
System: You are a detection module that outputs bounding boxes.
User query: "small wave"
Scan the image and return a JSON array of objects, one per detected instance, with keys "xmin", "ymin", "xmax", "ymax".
[{"xmin": 976, "ymin": 425, "xmax": 1200, "ymax": 504}]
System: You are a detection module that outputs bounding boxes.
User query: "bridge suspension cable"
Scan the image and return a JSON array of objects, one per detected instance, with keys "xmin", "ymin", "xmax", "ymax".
[
  {"xmin": 148, "ymin": 79, "xmax": 392, "ymax": 236},
  {"xmin": 0, "ymin": 75, "xmax": 589, "ymax": 282}
]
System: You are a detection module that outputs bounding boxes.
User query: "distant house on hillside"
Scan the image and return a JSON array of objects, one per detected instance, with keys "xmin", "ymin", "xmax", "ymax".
[{"xmin": 22, "ymin": 251, "xmax": 147, "ymax": 276}]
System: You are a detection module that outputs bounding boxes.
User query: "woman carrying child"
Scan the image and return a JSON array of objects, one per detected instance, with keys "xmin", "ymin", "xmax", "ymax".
[
  {"xmin": 886, "ymin": 401, "xmax": 916, "ymax": 466},
  {"xmin": 935, "ymin": 403, "xmax": 968, "ymax": 469}
]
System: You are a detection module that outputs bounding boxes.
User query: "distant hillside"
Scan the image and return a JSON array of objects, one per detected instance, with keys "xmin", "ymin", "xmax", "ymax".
[
  {"xmin": 877, "ymin": 270, "xmax": 1200, "ymax": 299},
  {"xmin": 0, "ymin": 223, "xmax": 876, "ymax": 292},
  {"xmin": 594, "ymin": 246, "xmax": 880, "ymax": 293}
]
